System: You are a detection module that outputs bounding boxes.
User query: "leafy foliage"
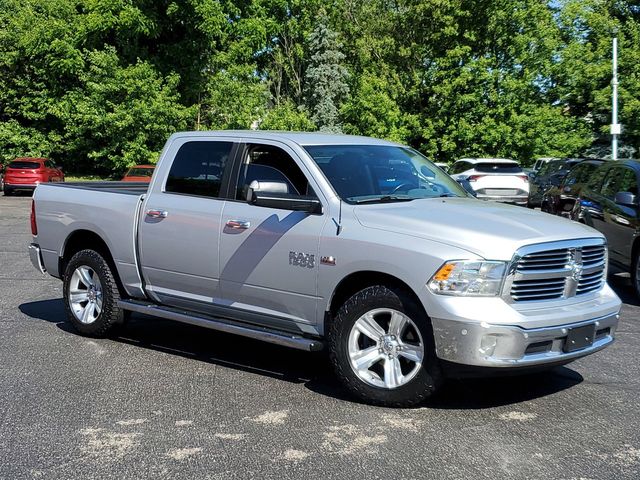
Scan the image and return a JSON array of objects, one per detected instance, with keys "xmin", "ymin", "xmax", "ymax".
[{"xmin": 0, "ymin": 0, "xmax": 639, "ymax": 172}]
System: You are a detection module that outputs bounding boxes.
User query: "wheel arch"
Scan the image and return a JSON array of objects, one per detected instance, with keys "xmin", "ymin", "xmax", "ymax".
[
  {"xmin": 59, "ymin": 229, "xmax": 127, "ymax": 296},
  {"xmin": 326, "ymin": 271, "xmax": 426, "ymax": 333}
]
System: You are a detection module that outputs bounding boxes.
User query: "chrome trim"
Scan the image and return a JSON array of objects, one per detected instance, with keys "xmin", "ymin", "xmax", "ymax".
[
  {"xmin": 503, "ymin": 238, "xmax": 607, "ymax": 303},
  {"xmin": 118, "ymin": 299, "xmax": 324, "ymax": 352},
  {"xmin": 225, "ymin": 219, "xmax": 251, "ymax": 230},
  {"xmin": 431, "ymin": 311, "xmax": 619, "ymax": 367},
  {"xmin": 146, "ymin": 209, "xmax": 168, "ymax": 219},
  {"xmin": 29, "ymin": 243, "xmax": 47, "ymax": 274}
]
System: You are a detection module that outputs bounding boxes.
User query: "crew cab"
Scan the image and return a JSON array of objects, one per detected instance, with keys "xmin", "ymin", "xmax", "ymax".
[{"xmin": 29, "ymin": 132, "xmax": 621, "ymax": 406}]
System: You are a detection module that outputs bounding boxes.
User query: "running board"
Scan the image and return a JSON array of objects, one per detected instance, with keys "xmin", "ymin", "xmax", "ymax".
[{"xmin": 117, "ymin": 299, "xmax": 324, "ymax": 352}]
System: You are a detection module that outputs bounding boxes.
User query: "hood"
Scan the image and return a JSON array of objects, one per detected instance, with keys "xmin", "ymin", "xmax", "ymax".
[{"xmin": 353, "ymin": 197, "xmax": 602, "ymax": 260}]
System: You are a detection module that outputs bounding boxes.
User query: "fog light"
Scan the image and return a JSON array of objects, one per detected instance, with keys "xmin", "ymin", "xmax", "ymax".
[{"xmin": 479, "ymin": 335, "xmax": 498, "ymax": 356}]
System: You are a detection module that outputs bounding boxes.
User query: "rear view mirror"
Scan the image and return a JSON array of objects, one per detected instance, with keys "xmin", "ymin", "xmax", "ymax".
[
  {"xmin": 614, "ymin": 191, "xmax": 637, "ymax": 206},
  {"xmin": 246, "ymin": 180, "xmax": 322, "ymax": 213},
  {"xmin": 247, "ymin": 180, "xmax": 289, "ymax": 195}
]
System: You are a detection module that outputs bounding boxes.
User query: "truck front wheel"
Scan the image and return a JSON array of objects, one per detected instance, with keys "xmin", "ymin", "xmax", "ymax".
[
  {"xmin": 62, "ymin": 249, "xmax": 124, "ymax": 337},
  {"xmin": 329, "ymin": 285, "xmax": 442, "ymax": 407}
]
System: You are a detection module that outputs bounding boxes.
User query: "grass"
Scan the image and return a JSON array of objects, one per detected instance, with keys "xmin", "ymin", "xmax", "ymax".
[{"xmin": 64, "ymin": 174, "xmax": 112, "ymax": 182}]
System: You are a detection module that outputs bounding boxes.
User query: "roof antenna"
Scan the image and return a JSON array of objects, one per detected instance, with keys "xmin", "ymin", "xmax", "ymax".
[{"xmin": 333, "ymin": 199, "xmax": 343, "ymax": 235}]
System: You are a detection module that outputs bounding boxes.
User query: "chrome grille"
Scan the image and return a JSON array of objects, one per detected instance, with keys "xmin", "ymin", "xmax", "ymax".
[
  {"xmin": 581, "ymin": 245, "xmax": 606, "ymax": 267},
  {"xmin": 577, "ymin": 268, "xmax": 605, "ymax": 295},
  {"xmin": 516, "ymin": 249, "xmax": 571, "ymax": 272},
  {"xmin": 507, "ymin": 239, "xmax": 607, "ymax": 302},
  {"xmin": 511, "ymin": 278, "xmax": 566, "ymax": 301}
]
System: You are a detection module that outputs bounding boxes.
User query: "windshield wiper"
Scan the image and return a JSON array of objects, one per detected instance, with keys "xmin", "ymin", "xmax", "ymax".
[{"xmin": 352, "ymin": 196, "xmax": 415, "ymax": 204}]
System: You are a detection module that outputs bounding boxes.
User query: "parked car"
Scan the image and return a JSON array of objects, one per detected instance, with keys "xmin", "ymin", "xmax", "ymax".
[
  {"xmin": 122, "ymin": 165, "xmax": 156, "ymax": 182},
  {"xmin": 541, "ymin": 159, "xmax": 606, "ymax": 218},
  {"xmin": 29, "ymin": 131, "xmax": 620, "ymax": 407},
  {"xmin": 528, "ymin": 158, "xmax": 582, "ymax": 208},
  {"xmin": 449, "ymin": 158, "xmax": 529, "ymax": 205},
  {"xmin": 3, "ymin": 158, "xmax": 64, "ymax": 196},
  {"xmin": 575, "ymin": 159, "xmax": 640, "ymax": 296},
  {"xmin": 532, "ymin": 157, "xmax": 557, "ymax": 172},
  {"xmin": 434, "ymin": 162, "xmax": 449, "ymax": 172}
]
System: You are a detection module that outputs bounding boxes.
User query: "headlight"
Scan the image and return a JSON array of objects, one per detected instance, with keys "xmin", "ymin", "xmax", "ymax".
[{"xmin": 428, "ymin": 260, "xmax": 506, "ymax": 296}]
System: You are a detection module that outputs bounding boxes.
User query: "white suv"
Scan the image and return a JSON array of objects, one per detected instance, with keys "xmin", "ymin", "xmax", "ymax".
[{"xmin": 450, "ymin": 158, "xmax": 530, "ymax": 205}]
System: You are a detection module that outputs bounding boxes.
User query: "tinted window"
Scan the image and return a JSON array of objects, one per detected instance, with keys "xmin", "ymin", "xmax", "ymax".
[
  {"xmin": 601, "ymin": 168, "xmax": 625, "ymax": 199},
  {"xmin": 166, "ymin": 141, "xmax": 233, "ymax": 198},
  {"xmin": 451, "ymin": 161, "xmax": 471, "ymax": 174},
  {"xmin": 236, "ymin": 144, "xmax": 311, "ymax": 201},
  {"xmin": 586, "ymin": 166, "xmax": 608, "ymax": 193},
  {"xmin": 8, "ymin": 161, "xmax": 40, "ymax": 169},
  {"xmin": 563, "ymin": 165, "xmax": 582, "ymax": 186},
  {"xmin": 127, "ymin": 167, "xmax": 155, "ymax": 177},
  {"xmin": 576, "ymin": 163, "xmax": 599, "ymax": 183},
  {"xmin": 475, "ymin": 162, "xmax": 522, "ymax": 174},
  {"xmin": 304, "ymin": 145, "xmax": 466, "ymax": 202},
  {"xmin": 618, "ymin": 168, "xmax": 638, "ymax": 196}
]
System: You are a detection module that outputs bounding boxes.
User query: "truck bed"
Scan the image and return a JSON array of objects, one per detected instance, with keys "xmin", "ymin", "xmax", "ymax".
[
  {"xmin": 33, "ymin": 182, "xmax": 146, "ymax": 296},
  {"xmin": 50, "ymin": 181, "xmax": 149, "ymax": 195}
]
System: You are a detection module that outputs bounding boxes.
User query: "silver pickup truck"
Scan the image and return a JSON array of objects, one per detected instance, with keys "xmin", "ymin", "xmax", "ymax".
[{"xmin": 29, "ymin": 131, "xmax": 621, "ymax": 406}]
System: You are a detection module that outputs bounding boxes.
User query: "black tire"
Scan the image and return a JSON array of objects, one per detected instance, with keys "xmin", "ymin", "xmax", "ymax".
[
  {"xmin": 3, "ymin": 187, "xmax": 13, "ymax": 196},
  {"xmin": 329, "ymin": 285, "xmax": 443, "ymax": 407},
  {"xmin": 62, "ymin": 249, "xmax": 124, "ymax": 337}
]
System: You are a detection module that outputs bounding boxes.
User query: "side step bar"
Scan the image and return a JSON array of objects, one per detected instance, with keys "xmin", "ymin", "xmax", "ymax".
[{"xmin": 117, "ymin": 299, "xmax": 324, "ymax": 352}]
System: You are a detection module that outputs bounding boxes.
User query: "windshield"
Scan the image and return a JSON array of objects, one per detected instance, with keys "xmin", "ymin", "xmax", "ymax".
[{"xmin": 303, "ymin": 145, "xmax": 467, "ymax": 203}]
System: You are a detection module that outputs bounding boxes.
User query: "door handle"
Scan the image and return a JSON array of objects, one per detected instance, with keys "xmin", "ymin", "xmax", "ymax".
[
  {"xmin": 146, "ymin": 209, "xmax": 168, "ymax": 219},
  {"xmin": 226, "ymin": 219, "xmax": 251, "ymax": 230}
]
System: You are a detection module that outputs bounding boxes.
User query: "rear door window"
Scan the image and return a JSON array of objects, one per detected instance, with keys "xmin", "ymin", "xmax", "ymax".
[
  {"xmin": 8, "ymin": 161, "xmax": 40, "ymax": 169},
  {"xmin": 601, "ymin": 168, "xmax": 625, "ymax": 199},
  {"xmin": 586, "ymin": 166, "xmax": 609, "ymax": 193},
  {"xmin": 165, "ymin": 141, "xmax": 234, "ymax": 198},
  {"xmin": 618, "ymin": 168, "xmax": 638, "ymax": 196}
]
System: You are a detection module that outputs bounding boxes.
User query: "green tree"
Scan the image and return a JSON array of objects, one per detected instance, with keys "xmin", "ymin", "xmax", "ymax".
[{"xmin": 303, "ymin": 10, "xmax": 349, "ymax": 132}]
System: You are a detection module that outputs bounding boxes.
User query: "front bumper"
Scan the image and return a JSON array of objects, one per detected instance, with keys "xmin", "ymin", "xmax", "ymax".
[
  {"xmin": 29, "ymin": 243, "xmax": 46, "ymax": 274},
  {"xmin": 431, "ymin": 311, "xmax": 619, "ymax": 367}
]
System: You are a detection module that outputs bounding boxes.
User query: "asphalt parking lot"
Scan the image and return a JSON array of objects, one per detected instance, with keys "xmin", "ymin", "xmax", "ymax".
[{"xmin": 1, "ymin": 194, "xmax": 639, "ymax": 480}]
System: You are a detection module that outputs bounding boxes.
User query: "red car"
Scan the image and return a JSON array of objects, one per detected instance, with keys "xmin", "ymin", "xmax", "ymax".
[
  {"xmin": 122, "ymin": 165, "xmax": 155, "ymax": 183},
  {"xmin": 4, "ymin": 158, "xmax": 64, "ymax": 196}
]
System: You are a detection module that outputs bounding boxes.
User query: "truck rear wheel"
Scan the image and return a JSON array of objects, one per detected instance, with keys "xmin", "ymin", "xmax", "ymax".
[
  {"xmin": 62, "ymin": 249, "xmax": 124, "ymax": 337},
  {"xmin": 329, "ymin": 285, "xmax": 442, "ymax": 407}
]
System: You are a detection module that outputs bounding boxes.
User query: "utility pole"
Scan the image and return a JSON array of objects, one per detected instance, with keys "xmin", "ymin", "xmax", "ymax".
[{"xmin": 611, "ymin": 35, "xmax": 620, "ymax": 160}]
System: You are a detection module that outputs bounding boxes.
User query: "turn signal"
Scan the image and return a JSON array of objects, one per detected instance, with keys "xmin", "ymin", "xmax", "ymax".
[{"xmin": 433, "ymin": 263, "xmax": 456, "ymax": 281}]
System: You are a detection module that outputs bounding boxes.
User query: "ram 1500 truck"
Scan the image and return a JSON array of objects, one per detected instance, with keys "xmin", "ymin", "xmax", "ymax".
[{"xmin": 29, "ymin": 131, "xmax": 622, "ymax": 406}]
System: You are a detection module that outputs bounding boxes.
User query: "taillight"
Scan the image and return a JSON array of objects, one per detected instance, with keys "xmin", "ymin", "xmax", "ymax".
[
  {"xmin": 30, "ymin": 200, "xmax": 37, "ymax": 236},
  {"xmin": 517, "ymin": 174, "xmax": 529, "ymax": 182},
  {"xmin": 468, "ymin": 175, "xmax": 485, "ymax": 182}
]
